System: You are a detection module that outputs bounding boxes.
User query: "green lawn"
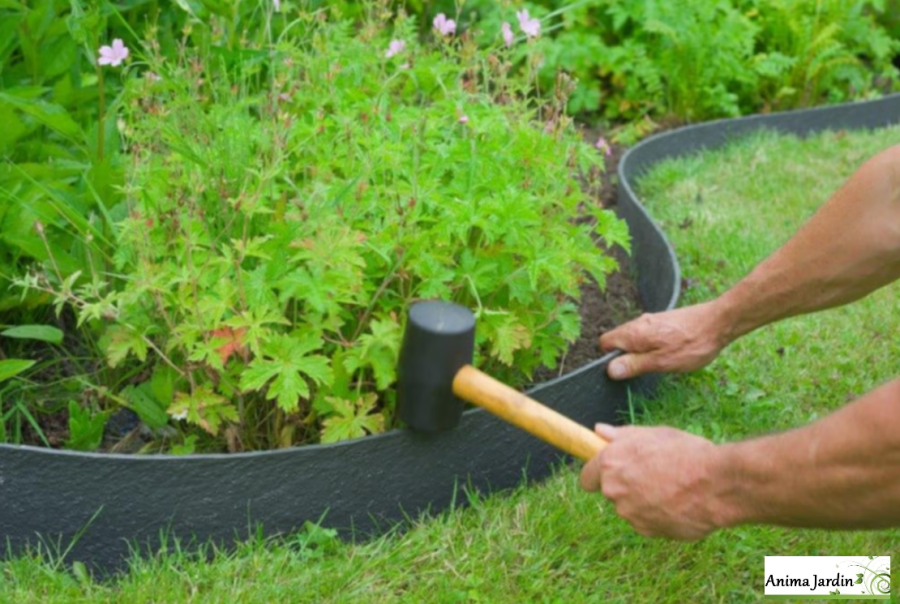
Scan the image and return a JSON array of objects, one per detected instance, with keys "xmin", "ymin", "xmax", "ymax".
[{"xmin": 4, "ymin": 126, "xmax": 900, "ymax": 603}]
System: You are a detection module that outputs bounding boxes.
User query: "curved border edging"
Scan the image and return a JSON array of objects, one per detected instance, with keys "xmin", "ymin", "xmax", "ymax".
[{"xmin": 3, "ymin": 94, "xmax": 899, "ymax": 572}]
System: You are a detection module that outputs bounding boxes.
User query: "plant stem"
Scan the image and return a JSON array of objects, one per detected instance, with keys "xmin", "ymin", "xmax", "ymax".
[{"xmin": 97, "ymin": 65, "xmax": 106, "ymax": 162}]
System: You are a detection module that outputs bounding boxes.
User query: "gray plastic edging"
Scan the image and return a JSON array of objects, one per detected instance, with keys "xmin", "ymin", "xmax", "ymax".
[{"xmin": 2, "ymin": 94, "xmax": 898, "ymax": 572}]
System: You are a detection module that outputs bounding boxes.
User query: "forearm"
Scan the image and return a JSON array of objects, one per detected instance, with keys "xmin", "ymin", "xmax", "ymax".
[
  {"xmin": 713, "ymin": 144, "xmax": 900, "ymax": 342},
  {"xmin": 712, "ymin": 377, "xmax": 900, "ymax": 530}
]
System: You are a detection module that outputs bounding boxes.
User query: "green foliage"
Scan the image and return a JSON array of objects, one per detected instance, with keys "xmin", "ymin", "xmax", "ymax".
[
  {"xmin": 0, "ymin": 0, "xmax": 117, "ymax": 310},
  {"xmin": 320, "ymin": 393, "xmax": 384, "ymax": 444},
  {"xmin": 11, "ymin": 4, "xmax": 624, "ymax": 451},
  {"xmin": 121, "ymin": 383, "xmax": 169, "ymax": 430},
  {"xmin": 750, "ymin": 0, "xmax": 900, "ymax": 111},
  {"xmin": 7, "ymin": 0, "xmax": 891, "ymax": 453},
  {"xmin": 7, "ymin": 125, "xmax": 900, "ymax": 604},
  {"xmin": 0, "ymin": 0, "xmax": 311, "ymax": 311},
  {"xmin": 0, "ymin": 359, "xmax": 34, "ymax": 383},
  {"xmin": 1, "ymin": 324, "xmax": 63, "ymax": 344},
  {"xmin": 456, "ymin": 0, "xmax": 898, "ymax": 122},
  {"xmin": 548, "ymin": 0, "xmax": 758, "ymax": 120},
  {"xmin": 65, "ymin": 399, "xmax": 108, "ymax": 451}
]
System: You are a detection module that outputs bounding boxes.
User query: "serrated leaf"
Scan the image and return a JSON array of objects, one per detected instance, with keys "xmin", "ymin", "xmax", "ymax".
[
  {"xmin": 65, "ymin": 401, "xmax": 108, "ymax": 452},
  {"xmin": 489, "ymin": 316, "xmax": 532, "ymax": 365},
  {"xmin": 240, "ymin": 334, "xmax": 333, "ymax": 413},
  {"xmin": 1, "ymin": 324, "xmax": 63, "ymax": 344},
  {"xmin": 170, "ymin": 435, "xmax": 198, "ymax": 455},
  {"xmin": 320, "ymin": 393, "xmax": 384, "ymax": 443},
  {"xmin": 276, "ymin": 267, "xmax": 328, "ymax": 312},
  {"xmin": 168, "ymin": 385, "xmax": 236, "ymax": 435},
  {"xmin": 244, "ymin": 265, "xmax": 279, "ymax": 310},
  {"xmin": 102, "ymin": 326, "xmax": 148, "ymax": 368},
  {"xmin": 343, "ymin": 317, "xmax": 401, "ymax": 389},
  {"xmin": 555, "ymin": 303, "xmax": 581, "ymax": 343}
]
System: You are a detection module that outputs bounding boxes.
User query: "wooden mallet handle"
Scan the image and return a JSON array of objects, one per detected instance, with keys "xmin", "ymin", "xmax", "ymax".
[{"xmin": 452, "ymin": 365, "xmax": 608, "ymax": 462}]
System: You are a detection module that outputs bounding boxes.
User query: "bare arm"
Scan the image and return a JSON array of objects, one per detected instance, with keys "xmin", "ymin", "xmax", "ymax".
[
  {"xmin": 580, "ymin": 377, "xmax": 900, "ymax": 538},
  {"xmin": 713, "ymin": 377, "xmax": 900, "ymax": 530},
  {"xmin": 718, "ymin": 143, "xmax": 900, "ymax": 339},
  {"xmin": 601, "ymin": 144, "xmax": 900, "ymax": 379}
]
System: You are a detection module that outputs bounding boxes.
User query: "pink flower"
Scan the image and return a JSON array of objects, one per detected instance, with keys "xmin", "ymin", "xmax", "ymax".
[
  {"xmin": 501, "ymin": 22, "xmax": 515, "ymax": 47},
  {"xmin": 595, "ymin": 137, "xmax": 612, "ymax": 157},
  {"xmin": 273, "ymin": 0, "xmax": 281, "ymax": 11},
  {"xmin": 458, "ymin": 115, "xmax": 469, "ymax": 124},
  {"xmin": 433, "ymin": 13, "xmax": 457, "ymax": 36},
  {"xmin": 516, "ymin": 9, "xmax": 541, "ymax": 38},
  {"xmin": 385, "ymin": 39, "xmax": 406, "ymax": 59},
  {"xmin": 98, "ymin": 39, "xmax": 129, "ymax": 67}
]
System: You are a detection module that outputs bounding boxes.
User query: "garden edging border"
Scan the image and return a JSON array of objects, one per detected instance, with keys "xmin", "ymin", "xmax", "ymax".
[{"xmin": 3, "ymin": 94, "xmax": 899, "ymax": 571}]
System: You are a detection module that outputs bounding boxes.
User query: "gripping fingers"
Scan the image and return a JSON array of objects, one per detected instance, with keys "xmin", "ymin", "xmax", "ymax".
[{"xmin": 607, "ymin": 352, "xmax": 657, "ymax": 380}]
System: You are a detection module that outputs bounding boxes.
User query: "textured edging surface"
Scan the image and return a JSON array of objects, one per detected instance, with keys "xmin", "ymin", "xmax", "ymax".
[{"xmin": 3, "ymin": 94, "xmax": 898, "ymax": 572}]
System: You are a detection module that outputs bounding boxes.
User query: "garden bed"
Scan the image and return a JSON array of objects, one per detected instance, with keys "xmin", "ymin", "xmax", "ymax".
[
  {"xmin": 0, "ymin": 191, "xmax": 673, "ymax": 574},
  {"xmin": 4, "ymin": 92, "xmax": 900, "ymax": 573}
]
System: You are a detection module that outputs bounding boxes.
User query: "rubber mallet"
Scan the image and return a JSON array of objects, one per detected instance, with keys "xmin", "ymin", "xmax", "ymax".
[{"xmin": 397, "ymin": 301, "xmax": 608, "ymax": 461}]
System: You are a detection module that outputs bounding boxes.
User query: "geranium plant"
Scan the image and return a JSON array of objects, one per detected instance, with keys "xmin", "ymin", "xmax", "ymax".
[{"xmin": 15, "ymin": 6, "xmax": 627, "ymax": 452}]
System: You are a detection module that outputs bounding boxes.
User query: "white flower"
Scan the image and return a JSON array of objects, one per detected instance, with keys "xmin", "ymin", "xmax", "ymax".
[{"xmin": 172, "ymin": 410, "xmax": 188, "ymax": 421}]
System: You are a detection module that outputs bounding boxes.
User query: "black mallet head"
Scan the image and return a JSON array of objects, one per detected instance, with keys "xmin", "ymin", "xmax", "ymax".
[{"xmin": 397, "ymin": 301, "xmax": 475, "ymax": 432}]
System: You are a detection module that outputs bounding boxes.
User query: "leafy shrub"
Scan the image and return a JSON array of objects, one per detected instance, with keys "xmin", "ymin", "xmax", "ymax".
[
  {"xmin": 12, "ymin": 5, "xmax": 626, "ymax": 451},
  {"xmin": 0, "ymin": 0, "xmax": 116, "ymax": 311},
  {"xmin": 449, "ymin": 0, "xmax": 899, "ymax": 123},
  {"xmin": 750, "ymin": 0, "xmax": 900, "ymax": 111},
  {"xmin": 0, "ymin": 0, "xmax": 324, "ymax": 311}
]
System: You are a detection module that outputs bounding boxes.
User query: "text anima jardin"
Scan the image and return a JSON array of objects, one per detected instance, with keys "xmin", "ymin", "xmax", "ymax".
[{"xmin": 766, "ymin": 574, "xmax": 855, "ymax": 591}]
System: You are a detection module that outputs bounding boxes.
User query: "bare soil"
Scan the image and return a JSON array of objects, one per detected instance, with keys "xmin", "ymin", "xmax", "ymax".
[{"xmin": 532, "ymin": 131, "xmax": 642, "ymax": 382}]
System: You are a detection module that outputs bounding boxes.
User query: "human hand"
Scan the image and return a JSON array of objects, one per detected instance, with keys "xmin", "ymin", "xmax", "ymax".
[
  {"xmin": 600, "ymin": 301, "xmax": 732, "ymax": 380},
  {"xmin": 580, "ymin": 424, "xmax": 729, "ymax": 541}
]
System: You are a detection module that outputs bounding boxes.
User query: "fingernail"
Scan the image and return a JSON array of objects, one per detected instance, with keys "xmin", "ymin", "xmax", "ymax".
[
  {"xmin": 609, "ymin": 361, "xmax": 626, "ymax": 379},
  {"xmin": 595, "ymin": 423, "xmax": 616, "ymax": 439}
]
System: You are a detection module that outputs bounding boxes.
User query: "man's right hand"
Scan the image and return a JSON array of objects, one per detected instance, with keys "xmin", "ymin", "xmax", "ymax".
[{"xmin": 599, "ymin": 300, "xmax": 733, "ymax": 380}]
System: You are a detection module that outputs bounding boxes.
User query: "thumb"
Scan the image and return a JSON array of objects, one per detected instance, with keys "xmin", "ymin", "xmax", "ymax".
[
  {"xmin": 607, "ymin": 352, "xmax": 655, "ymax": 380},
  {"xmin": 594, "ymin": 423, "xmax": 618, "ymax": 442}
]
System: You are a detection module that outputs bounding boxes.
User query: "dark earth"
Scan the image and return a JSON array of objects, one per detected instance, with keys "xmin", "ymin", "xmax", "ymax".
[{"xmin": 532, "ymin": 131, "xmax": 642, "ymax": 382}]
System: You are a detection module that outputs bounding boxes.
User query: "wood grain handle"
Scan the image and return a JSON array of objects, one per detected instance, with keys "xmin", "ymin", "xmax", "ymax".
[{"xmin": 452, "ymin": 365, "xmax": 607, "ymax": 462}]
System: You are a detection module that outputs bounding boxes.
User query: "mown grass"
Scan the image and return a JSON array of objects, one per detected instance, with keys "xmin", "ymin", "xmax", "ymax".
[{"xmin": 3, "ymin": 126, "xmax": 900, "ymax": 603}]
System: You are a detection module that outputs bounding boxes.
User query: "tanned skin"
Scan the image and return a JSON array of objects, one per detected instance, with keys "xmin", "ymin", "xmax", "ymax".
[{"xmin": 579, "ymin": 144, "xmax": 900, "ymax": 540}]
